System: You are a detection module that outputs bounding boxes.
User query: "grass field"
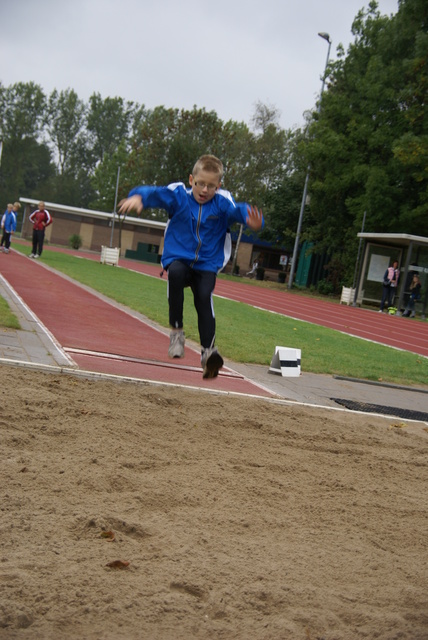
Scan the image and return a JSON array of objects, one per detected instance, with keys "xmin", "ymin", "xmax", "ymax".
[
  {"xmin": 0, "ymin": 294, "xmax": 21, "ymax": 329},
  {"xmin": 7, "ymin": 243, "xmax": 428, "ymax": 387}
]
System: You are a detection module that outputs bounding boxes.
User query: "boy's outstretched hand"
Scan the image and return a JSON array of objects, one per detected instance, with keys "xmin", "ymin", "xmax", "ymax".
[
  {"xmin": 246, "ymin": 205, "xmax": 263, "ymax": 231},
  {"xmin": 118, "ymin": 195, "xmax": 143, "ymax": 215}
]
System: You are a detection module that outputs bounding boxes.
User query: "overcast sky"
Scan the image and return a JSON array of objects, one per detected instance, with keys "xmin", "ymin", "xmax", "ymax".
[{"xmin": 2, "ymin": 0, "xmax": 398, "ymax": 131}]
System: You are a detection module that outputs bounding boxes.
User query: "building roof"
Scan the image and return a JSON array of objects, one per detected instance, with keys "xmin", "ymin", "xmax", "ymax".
[{"xmin": 19, "ymin": 198, "xmax": 167, "ymax": 230}]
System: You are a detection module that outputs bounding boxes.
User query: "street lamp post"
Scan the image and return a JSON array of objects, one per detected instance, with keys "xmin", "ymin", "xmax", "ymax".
[
  {"xmin": 288, "ymin": 32, "xmax": 332, "ymax": 289},
  {"xmin": 109, "ymin": 165, "xmax": 121, "ymax": 248}
]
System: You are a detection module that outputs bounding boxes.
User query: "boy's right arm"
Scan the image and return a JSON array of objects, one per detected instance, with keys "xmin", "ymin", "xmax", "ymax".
[{"xmin": 119, "ymin": 184, "xmax": 185, "ymax": 216}]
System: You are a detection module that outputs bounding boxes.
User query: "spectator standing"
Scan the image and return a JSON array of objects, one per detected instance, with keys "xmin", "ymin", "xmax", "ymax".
[
  {"xmin": 379, "ymin": 260, "xmax": 400, "ymax": 312},
  {"xmin": 29, "ymin": 201, "xmax": 52, "ymax": 258}
]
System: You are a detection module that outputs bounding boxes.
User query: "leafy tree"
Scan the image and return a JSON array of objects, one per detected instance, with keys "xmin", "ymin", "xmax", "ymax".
[
  {"xmin": 254, "ymin": 114, "xmax": 308, "ymax": 249},
  {"xmin": 47, "ymin": 88, "xmax": 86, "ymax": 175},
  {"xmin": 0, "ymin": 82, "xmax": 55, "ymax": 201},
  {"xmin": 391, "ymin": 0, "xmax": 428, "ymax": 227},
  {"xmin": 0, "ymin": 81, "xmax": 46, "ymax": 141},
  {"xmin": 300, "ymin": 0, "xmax": 428, "ymax": 281},
  {"xmin": 260, "ymin": 169, "xmax": 306, "ymax": 249},
  {"xmin": 86, "ymin": 95, "xmax": 148, "ymax": 211},
  {"xmin": 90, "ymin": 139, "xmax": 129, "ymax": 212},
  {"xmin": 123, "ymin": 103, "xmax": 292, "ymax": 222},
  {"xmin": 0, "ymin": 136, "xmax": 55, "ymax": 202},
  {"xmin": 125, "ymin": 106, "xmax": 224, "ymax": 185},
  {"xmin": 216, "ymin": 119, "xmax": 256, "ymax": 201},
  {"xmin": 44, "ymin": 88, "xmax": 96, "ymax": 207},
  {"xmin": 250, "ymin": 101, "xmax": 290, "ymax": 189},
  {"xmin": 122, "ymin": 106, "xmax": 239, "ymax": 219},
  {"xmin": 86, "ymin": 93, "xmax": 135, "ymax": 166}
]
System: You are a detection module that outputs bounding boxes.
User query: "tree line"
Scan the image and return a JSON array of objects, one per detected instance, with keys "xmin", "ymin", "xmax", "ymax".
[{"xmin": 0, "ymin": 0, "xmax": 426, "ymax": 287}]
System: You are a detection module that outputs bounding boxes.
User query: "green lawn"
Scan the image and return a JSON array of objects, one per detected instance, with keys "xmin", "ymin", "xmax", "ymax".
[
  {"xmin": 0, "ymin": 295, "xmax": 21, "ymax": 330},
  {"xmin": 8, "ymin": 243, "xmax": 428, "ymax": 388}
]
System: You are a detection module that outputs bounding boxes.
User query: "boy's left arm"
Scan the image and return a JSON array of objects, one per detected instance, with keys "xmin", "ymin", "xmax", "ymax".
[
  {"xmin": 226, "ymin": 200, "xmax": 264, "ymax": 231},
  {"xmin": 245, "ymin": 205, "xmax": 263, "ymax": 231}
]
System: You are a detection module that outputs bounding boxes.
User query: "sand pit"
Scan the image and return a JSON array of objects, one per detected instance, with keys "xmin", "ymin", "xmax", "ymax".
[{"xmin": 1, "ymin": 364, "xmax": 427, "ymax": 639}]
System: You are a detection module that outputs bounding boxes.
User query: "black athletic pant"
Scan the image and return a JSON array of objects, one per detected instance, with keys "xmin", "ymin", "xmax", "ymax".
[
  {"xmin": 380, "ymin": 283, "xmax": 396, "ymax": 311},
  {"xmin": 2, "ymin": 232, "xmax": 12, "ymax": 249},
  {"xmin": 32, "ymin": 229, "xmax": 46, "ymax": 256},
  {"xmin": 167, "ymin": 260, "xmax": 217, "ymax": 349}
]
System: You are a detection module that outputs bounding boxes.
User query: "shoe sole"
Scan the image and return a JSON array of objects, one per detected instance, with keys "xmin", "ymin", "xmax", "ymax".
[
  {"xmin": 202, "ymin": 352, "xmax": 224, "ymax": 379},
  {"xmin": 168, "ymin": 337, "xmax": 185, "ymax": 359},
  {"xmin": 168, "ymin": 350, "xmax": 184, "ymax": 359}
]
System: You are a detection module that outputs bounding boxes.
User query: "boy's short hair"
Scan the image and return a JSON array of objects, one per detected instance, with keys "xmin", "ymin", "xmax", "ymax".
[
  {"xmin": 192, "ymin": 155, "xmax": 224, "ymax": 180},
  {"xmin": 13, "ymin": 202, "xmax": 21, "ymax": 209},
  {"xmin": 7, "ymin": 203, "xmax": 13, "ymax": 208}
]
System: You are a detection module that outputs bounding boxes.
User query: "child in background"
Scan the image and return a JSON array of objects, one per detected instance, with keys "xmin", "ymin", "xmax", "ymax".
[
  {"xmin": 402, "ymin": 274, "xmax": 422, "ymax": 318},
  {"xmin": 0, "ymin": 203, "xmax": 18, "ymax": 253}
]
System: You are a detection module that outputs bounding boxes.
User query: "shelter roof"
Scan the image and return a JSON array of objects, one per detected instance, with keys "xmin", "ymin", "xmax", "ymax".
[{"xmin": 357, "ymin": 233, "xmax": 428, "ymax": 248}]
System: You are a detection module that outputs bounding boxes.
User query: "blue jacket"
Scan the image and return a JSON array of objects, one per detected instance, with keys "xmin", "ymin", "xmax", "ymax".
[
  {"xmin": 129, "ymin": 182, "xmax": 263, "ymax": 273},
  {"xmin": 1, "ymin": 210, "xmax": 17, "ymax": 234}
]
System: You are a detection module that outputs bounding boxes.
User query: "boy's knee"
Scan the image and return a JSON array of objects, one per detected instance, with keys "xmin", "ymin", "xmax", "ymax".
[
  {"xmin": 198, "ymin": 291, "xmax": 212, "ymax": 305},
  {"xmin": 168, "ymin": 261, "xmax": 189, "ymax": 286}
]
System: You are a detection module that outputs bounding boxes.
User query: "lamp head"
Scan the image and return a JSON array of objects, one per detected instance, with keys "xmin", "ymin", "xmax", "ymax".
[{"xmin": 318, "ymin": 32, "xmax": 331, "ymax": 43}]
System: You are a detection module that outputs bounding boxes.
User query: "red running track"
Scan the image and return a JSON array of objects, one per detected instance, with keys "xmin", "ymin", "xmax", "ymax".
[
  {"xmin": 0, "ymin": 249, "xmax": 275, "ymax": 397},
  {"xmin": 8, "ymin": 241, "xmax": 428, "ymax": 359},
  {"xmin": 117, "ymin": 256, "xmax": 428, "ymax": 359}
]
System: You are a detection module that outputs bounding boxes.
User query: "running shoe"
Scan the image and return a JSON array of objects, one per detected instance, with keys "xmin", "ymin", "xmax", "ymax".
[
  {"xmin": 201, "ymin": 348, "xmax": 224, "ymax": 379},
  {"xmin": 168, "ymin": 330, "xmax": 185, "ymax": 358}
]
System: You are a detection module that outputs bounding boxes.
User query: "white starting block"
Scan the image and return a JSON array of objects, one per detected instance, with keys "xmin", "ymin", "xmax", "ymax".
[
  {"xmin": 340, "ymin": 286, "xmax": 355, "ymax": 305},
  {"xmin": 100, "ymin": 246, "xmax": 120, "ymax": 266},
  {"xmin": 269, "ymin": 346, "xmax": 301, "ymax": 377}
]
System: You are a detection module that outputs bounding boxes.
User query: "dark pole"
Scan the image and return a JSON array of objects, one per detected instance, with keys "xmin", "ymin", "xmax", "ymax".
[
  {"xmin": 352, "ymin": 210, "xmax": 366, "ymax": 305},
  {"xmin": 110, "ymin": 166, "xmax": 121, "ymax": 248},
  {"xmin": 288, "ymin": 33, "xmax": 332, "ymax": 289}
]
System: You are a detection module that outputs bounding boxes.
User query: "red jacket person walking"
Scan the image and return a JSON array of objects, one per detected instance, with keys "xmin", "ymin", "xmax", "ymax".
[{"xmin": 29, "ymin": 201, "xmax": 52, "ymax": 258}]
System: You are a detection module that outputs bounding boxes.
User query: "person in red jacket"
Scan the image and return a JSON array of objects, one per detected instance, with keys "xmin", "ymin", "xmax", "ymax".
[{"xmin": 29, "ymin": 201, "xmax": 52, "ymax": 258}]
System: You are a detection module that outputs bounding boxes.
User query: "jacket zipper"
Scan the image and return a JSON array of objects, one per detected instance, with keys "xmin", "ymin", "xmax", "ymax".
[{"xmin": 191, "ymin": 204, "xmax": 202, "ymax": 267}]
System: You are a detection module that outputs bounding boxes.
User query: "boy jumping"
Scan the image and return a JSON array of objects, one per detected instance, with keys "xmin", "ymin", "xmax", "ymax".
[{"xmin": 119, "ymin": 155, "xmax": 263, "ymax": 379}]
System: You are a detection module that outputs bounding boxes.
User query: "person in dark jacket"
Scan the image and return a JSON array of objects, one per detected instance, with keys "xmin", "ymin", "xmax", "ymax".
[
  {"xmin": 402, "ymin": 274, "xmax": 422, "ymax": 318},
  {"xmin": 119, "ymin": 155, "xmax": 263, "ymax": 379},
  {"xmin": 29, "ymin": 201, "xmax": 52, "ymax": 258}
]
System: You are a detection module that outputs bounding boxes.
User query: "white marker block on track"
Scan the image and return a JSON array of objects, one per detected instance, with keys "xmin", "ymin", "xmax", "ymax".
[{"xmin": 269, "ymin": 346, "xmax": 301, "ymax": 377}]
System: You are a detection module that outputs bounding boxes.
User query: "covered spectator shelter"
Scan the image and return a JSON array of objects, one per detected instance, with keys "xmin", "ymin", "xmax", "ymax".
[{"xmin": 355, "ymin": 233, "xmax": 428, "ymax": 318}]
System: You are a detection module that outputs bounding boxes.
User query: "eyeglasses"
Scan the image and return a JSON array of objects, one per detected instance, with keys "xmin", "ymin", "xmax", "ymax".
[{"xmin": 193, "ymin": 181, "xmax": 218, "ymax": 192}]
